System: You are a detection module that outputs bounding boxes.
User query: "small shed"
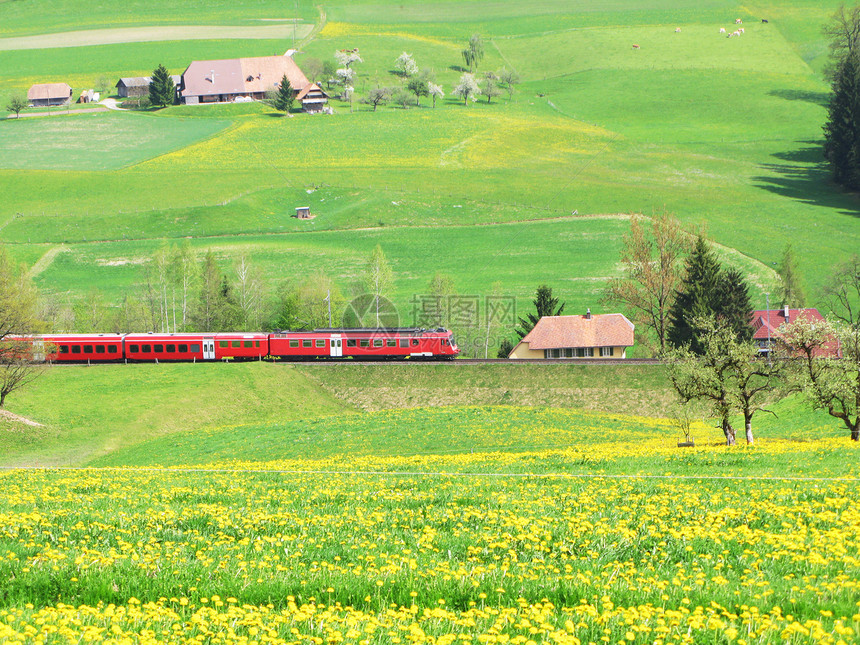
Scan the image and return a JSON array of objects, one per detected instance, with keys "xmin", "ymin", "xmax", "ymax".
[{"xmin": 295, "ymin": 206, "xmax": 312, "ymax": 219}]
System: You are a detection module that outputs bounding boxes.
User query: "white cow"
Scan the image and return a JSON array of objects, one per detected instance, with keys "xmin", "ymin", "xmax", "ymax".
[
  {"xmin": 732, "ymin": 30, "xmax": 740, "ymax": 37},
  {"xmin": 739, "ymin": 27, "xmax": 745, "ymax": 33},
  {"xmin": 675, "ymin": 27, "xmax": 681, "ymax": 33},
  {"xmin": 720, "ymin": 27, "xmax": 726, "ymax": 34},
  {"xmin": 736, "ymin": 18, "xmax": 743, "ymax": 24}
]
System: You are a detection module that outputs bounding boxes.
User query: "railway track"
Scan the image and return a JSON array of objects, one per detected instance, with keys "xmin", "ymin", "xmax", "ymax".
[{"xmin": 46, "ymin": 358, "xmax": 662, "ymax": 367}]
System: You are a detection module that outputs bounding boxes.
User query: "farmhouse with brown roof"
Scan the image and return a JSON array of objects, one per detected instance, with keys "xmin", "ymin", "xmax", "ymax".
[
  {"xmin": 116, "ymin": 76, "xmax": 181, "ymax": 98},
  {"xmin": 509, "ymin": 311, "xmax": 635, "ymax": 359},
  {"xmin": 180, "ymin": 53, "xmax": 328, "ymax": 112},
  {"xmin": 750, "ymin": 306, "xmax": 841, "ymax": 358},
  {"xmin": 27, "ymin": 82, "xmax": 72, "ymax": 107}
]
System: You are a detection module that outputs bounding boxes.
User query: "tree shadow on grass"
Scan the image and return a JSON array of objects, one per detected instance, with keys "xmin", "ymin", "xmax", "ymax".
[
  {"xmin": 768, "ymin": 89, "xmax": 830, "ymax": 108},
  {"xmin": 752, "ymin": 140, "xmax": 860, "ymax": 216}
]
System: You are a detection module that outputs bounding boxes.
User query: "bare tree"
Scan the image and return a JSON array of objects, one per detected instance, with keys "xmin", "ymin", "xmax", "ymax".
[
  {"xmin": 824, "ymin": 254, "xmax": 860, "ymax": 328},
  {"xmin": 603, "ymin": 212, "xmax": 691, "ymax": 352},
  {"xmin": 363, "ymin": 245, "xmax": 394, "ymax": 327},
  {"xmin": 234, "ymin": 254, "xmax": 266, "ymax": 331},
  {"xmin": 0, "ymin": 246, "xmax": 44, "ymax": 408},
  {"xmin": 824, "ymin": 4, "xmax": 860, "ymax": 76},
  {"xmin": 362, "ymin": 87, "xmax": 391, "ymax": 111}
]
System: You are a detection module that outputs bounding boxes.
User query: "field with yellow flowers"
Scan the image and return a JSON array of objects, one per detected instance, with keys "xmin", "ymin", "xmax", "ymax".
[{"xmin": 2, "ymin": 402, "xmax": 859, "ymax": 645}]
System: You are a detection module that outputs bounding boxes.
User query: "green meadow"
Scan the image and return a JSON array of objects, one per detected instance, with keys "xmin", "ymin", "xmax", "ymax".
[{"xmin": 0, "ymin": 0, "xmax": 856, "ymax": 331}]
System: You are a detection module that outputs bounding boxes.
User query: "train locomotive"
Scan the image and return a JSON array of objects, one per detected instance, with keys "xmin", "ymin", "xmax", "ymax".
[{"xmin": 25, "ymin": 327, "xmax": 459, "ymax": 363}]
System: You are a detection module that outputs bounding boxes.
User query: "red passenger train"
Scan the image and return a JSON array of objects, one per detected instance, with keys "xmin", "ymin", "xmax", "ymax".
[{"xmin": 28, "ymin": 328, "xmax": 458, "ymax": 363}]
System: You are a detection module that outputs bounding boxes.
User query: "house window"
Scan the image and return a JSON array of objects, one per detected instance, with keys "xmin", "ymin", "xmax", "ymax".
[
  {"xmin": 600, "ymin": 347, "xmax": 613, "ymax": 357},
  {"xmin": 575, "ymin": 347, "xmax": 594, "ymax": 357}
]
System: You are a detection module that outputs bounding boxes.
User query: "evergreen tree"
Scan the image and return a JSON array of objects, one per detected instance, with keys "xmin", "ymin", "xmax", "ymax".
[
  {"xmin": 515, "ymin": 285, "xmax": 565, "ymax": 339},
  {"xmin": 148, "ymin": 64, "xmax": 175, "ymax": 108},
  {"xmin": 824, "ymin": 53, "xmax": 860, "ymax": 188},
  {"xmin": 716, "ymin": 268, "xmax": 753, "ymax": 343},
  {"xmin": 666, "ymin": 237, "xmax": 723, "ymax": 353},
  {"xmin": 497, "ymin": 337, "xmax": 514, "ymax": 358},
  {"xmin": 776, "ymin": 243, "xmax": 806, "ymax": 307},
  {"xmin": 272, "ymin": 74, "xmax": 295, "ymax": 114}
]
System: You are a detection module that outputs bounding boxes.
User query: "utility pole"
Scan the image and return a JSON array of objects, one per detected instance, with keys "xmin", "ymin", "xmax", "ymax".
[{"xmin": 765, "ymin": 292, "xmax": 771, "ymax": 366}]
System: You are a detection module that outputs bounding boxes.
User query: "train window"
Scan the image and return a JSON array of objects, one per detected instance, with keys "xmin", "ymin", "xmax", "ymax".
[
  {"xmin": 255, "ymin": 341, "xmax": 261, "ymax": 347},
  {"xmin": 399, "ymin": 339, "xmax": 409, "ymax": 348},
  {"xmin": 219, "ymin": 341, "xmax": 228, "ymax": 348},
  {"xmin": 373, "ymin": 339, "xmax": 383, "ymax": 347},
  {"xmin": 178, "ymin": 344, "xmax": 188, "ymax": 353},
  {"xmin": 302, "ymin": 340, "xmax": 312, "ymax": 348},
  {"xmin": 129, "ymin": 344, "xmax": 139, "ymax": 353},
  {"xmin": 166, "ymin": 344, "xmax": 176, "ymax": 353},
  {"xmin": 232, "ymin": 341, "xmax": 240, "ymax": 348},
  {"xmin": 315, "ymin": 339, "xmax": 325, "ymax": 348},
  {"xmin": 95, "ymin": 345, "xmax": 105, "ymax": 354},
  {"xmin": 359, "ymin": 339, "xmax": 369, "ymax": 348},
  {"xmin": 190, "ymin": 344, "xmax": 200, "ymax": 352},
  {"xmin": 108, "ymin": 345, "xmax": 117, "ymax": 353},
  {"xmin": 83, "ymin": 345, "xmax": 93, "ymax": 353},
  {"xmin": 411, "ymin": 339, "xmax": 419, "ymax": 346},
  {"xmin": 154, "ymin": 344, "xmax": 164, "ymax": 353},
  {"xmin": 142, "ymin": 345, "xmax": 151, "ymax": 353},
  {"xmin": 289, "ymin": 340, "xmax": 299, "ymax": 348},
  {"xmin": 243, "ymin": 341, "xmax": 252, "ymax": 348},
  {"xmin": 71, "ymin": 346, "xmax": 81, "ymax": 354},
  {"xmin": 59, "ymin": 345, "xmax": 69, "ymax": 354},
  {"xmin": 347, "ymin": 339, "xmax": 357, "ymax": 347},
  {"xmin": 387, "ymin": 339, "xmax": 396, "ymax": 347}
]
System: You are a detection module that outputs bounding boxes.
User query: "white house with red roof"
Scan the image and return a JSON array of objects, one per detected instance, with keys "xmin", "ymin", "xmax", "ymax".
[
  {"xmin": 509, "ymin": 311, "xmax": 634, "ymax": 359},
  {"xmin": 749, "ymin": 306, "xmax": 841, "ymax": 358}
]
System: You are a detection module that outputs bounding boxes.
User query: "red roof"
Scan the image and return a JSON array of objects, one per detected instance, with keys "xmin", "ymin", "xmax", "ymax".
[
  {"xmin": 749, "ymin": 308, "xmax": 824, "ymax": 341},
  {"xmin": 519, "ymin": 314, "xmax": 634, "ymax": 350},
  {"xmin": 749, "ymin": 307, "xmax": 841, "ymax": 358}
]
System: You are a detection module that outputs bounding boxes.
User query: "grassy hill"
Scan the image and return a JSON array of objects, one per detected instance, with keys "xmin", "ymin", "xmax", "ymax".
[{"xmin": 0, "ymin": 0, "xmax": 855, "ymax": 348}]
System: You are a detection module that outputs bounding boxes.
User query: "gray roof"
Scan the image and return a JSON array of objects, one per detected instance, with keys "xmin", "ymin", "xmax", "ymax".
[{"xmin": 117, "ymin": 75, "xmax": 181, "ymax": 88}]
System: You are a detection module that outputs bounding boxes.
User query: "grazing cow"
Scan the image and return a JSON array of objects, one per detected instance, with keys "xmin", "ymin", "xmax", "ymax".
[
  {"xmin": 739, "ymin": 27, "xmax": 744, "ymax": 33},
  {"xmin": 762, "ymin": 19, "xmax": 768, "ymax": 23},
  {"xmin": 632, "ymin": 44, "xmax": 640, "ymax": 49},
  {"xmin": 736, "ymin": 18, "xmax": 742, "ymax": 24},
  {"xmin": 720, "ymin": 27, "xmax": 726, "ymax": 33},
  {"xmin": 732, "ymin": 30, "xmax": 740, "ymax": 37},
  {"xmin": 675, "ymin": 27, "xmax": 681, "ymax": 33}
]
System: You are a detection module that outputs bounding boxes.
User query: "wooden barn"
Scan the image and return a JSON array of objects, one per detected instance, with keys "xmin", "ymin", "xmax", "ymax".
[{"xmin": 27, "ymin": 83, "xmax": 72, "ymax": 107}]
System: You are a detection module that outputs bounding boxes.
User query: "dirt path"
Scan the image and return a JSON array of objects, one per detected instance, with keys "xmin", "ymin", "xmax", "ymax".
[
  {"xmin": 28, "ymin": 244, "xmax": 68, "ymax": 278},
  {"xmin": 0, "ymin": 410, "xmax": 44, "ymax": 427},
  {"xmin": 0, "ymin": 24, "xmax": 313, "ymax": 51},
  {"xmin": 8, "ymin": 106, "xmax": 108, "ymax": 119}
]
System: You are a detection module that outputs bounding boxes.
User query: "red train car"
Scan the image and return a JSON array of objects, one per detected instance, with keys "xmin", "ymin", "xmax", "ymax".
[
  {"xmin": 40, "ymin": 334, "xmax": 125, "ymax": 362},
  {"xmin": 268, "ymin": 328, "xmax": 458, "ymax": 360},
  {"xmin": 123, "ymin": 333, "xmax": 268, "ymax": 361}
]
